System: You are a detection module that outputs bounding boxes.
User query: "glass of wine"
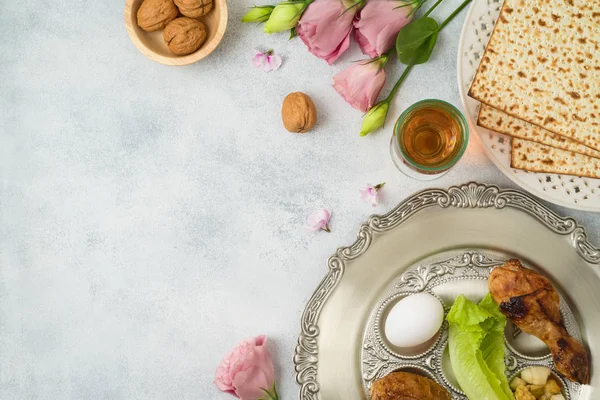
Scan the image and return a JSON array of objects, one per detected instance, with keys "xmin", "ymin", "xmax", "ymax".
[{"xmin": 390, "ymin": 99, "xmax": 469, "ymax": 180}]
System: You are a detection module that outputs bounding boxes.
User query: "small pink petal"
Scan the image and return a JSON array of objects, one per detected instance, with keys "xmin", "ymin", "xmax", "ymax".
[
  {"xmin": 252, "ymin": 50, "xmax": 282, "ymax": 72},
  {"xmin": 359, "ymin": 187, "xmax": 372, "ymax": 202},
  {"xmin": 265, "ymin": 54, "xmax": 282, "ymax": 72},
  {"xmin": 369, "ymin": 193, "xmax": 379, "ymax": 207},
  {"xmin": 252, "ymin": 52, "xmax": 267, "ymax": 69},
  {"xmin": 360, "ymin": 184, "xmax": 380, "ymax": 207},
  {"xmin": 307, "ymin": 208, "xmax": 331, "ymax": 232}
]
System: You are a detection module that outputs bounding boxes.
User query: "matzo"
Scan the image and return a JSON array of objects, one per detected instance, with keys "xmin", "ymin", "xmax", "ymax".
[
  {"xmin": 512, "ymin": 138, "xmax": 600, "ymax": 178},
  {"xmin": 469, "ymin": 0, "xmax": 600, "ymax": 150},
  {"xmin": 478, "ymin": 104, "xmax": 600, "ymax": 158}
]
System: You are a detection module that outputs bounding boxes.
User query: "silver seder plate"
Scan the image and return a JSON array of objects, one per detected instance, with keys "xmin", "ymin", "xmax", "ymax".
[{"xmin": 294, "ymin": 183, "xmax": 600, "ymax": 400}]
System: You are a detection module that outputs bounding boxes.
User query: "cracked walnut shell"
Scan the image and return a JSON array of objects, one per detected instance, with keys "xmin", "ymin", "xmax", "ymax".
[
  {"xmin": 137, "ymin": 0, "xmax": 179, "ymax": 32},
  {"xmin": 282, "ymin": 92, "xmax": 317, "ymax": 133},
  {"xmin": 174, "ymin": 0, "xmax": 213, "ymax": 17},
  {"xmin": 163, "ymin": 18, "xmax": 207, "ymax": 56}
]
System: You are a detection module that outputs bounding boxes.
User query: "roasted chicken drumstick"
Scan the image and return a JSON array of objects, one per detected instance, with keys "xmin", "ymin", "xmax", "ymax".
[
  {"xmin": 370, "ymin": 372, "xmax": 450, "ymax": 400},
  {"xmin": 488, "ymin": 259, "xmax": 589, "ymax": 384}
]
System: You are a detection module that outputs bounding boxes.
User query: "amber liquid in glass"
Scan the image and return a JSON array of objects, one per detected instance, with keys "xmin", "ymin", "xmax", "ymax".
[{"xmin": 400, "ymin": 107, "xmax": 462, "ymax": 169}]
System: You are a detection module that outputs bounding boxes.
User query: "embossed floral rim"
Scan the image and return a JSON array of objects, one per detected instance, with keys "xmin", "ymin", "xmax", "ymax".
[{"xmin": 293, "ymin": 182, "xmax": 600, "ymax": 400}]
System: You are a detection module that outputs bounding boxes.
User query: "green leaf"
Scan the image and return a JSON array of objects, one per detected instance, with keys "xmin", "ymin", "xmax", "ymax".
[
  {"xmin": 396, "ymin": 17, "xmax": 440, "ymax": 65},
  {"xmin": 478, "ymin": 295, "xmax": 513, "ymax": 399},
  {"xmin": 446, "ymin": 294, "xmax": 514, "ymax": 400},
  {"xmin": 289, "ymin": 27, "xmax": 297, "ymax": 40}
]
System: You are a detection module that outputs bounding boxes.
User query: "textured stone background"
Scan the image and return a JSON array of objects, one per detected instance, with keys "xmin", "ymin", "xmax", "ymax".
[{"xmin": 1, "ymin": 0, "xmax": 598, "ymax": 399}]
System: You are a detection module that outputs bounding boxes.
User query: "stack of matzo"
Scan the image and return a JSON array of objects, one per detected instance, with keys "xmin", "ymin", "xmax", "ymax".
[{"xmin": 468, "ymin": 0, "xmax": 600, "ymax": 178}]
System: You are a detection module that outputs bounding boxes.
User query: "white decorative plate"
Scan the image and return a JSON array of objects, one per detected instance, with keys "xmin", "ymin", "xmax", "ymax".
[{"xmin": 456, "ymin": 0, "xmax": 600, "ymax": 212}]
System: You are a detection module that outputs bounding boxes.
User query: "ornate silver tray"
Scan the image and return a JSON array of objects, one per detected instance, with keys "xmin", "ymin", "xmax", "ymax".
[{"xmin": 294, "ymin": 183, "xmax": 600, "ymax": 399}]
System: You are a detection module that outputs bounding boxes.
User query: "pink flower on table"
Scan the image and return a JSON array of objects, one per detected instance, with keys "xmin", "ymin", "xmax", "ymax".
[
  {"xmin": 296, "ymin": 0, "xmax": 361, "ymax": 65},
  {"xmin": 252, "ymin": 49, "xmax": 282, "ymax": 72},
  {"xmin": 307, "ymin": 208, "xmax": 331, "ymax": 232},
  {"xmin": 354, "ymin": 0, "xmax": 417, "ymax": 58},
  {"xmin": 360, "ymin": 182, "xmax": 385, "ymax": 206},
  {"xmin": 214, "ymin": 335, "xmax": 278, "ymax": 400},
  {"xmin": 333, "ymin": 55, "xmax": 388, "ymax": 112}
]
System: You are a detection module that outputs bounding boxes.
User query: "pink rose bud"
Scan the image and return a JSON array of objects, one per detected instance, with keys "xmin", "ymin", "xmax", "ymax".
[
  {"xmin": 333, "ymin": 55, "xmax": 388, "ymax": 112},
  {"xmin": 214, "ymin": 335, "xmax": 278, "ymax": 400},
  {"xmin": 296, "ymin": 0, "xmax": 360, "ymax": 65},
  {"xmin": 354, "ymin": 0, "xmax": 416, "ymax": 58}
]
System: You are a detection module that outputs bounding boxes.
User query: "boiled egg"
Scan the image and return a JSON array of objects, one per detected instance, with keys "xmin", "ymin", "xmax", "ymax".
[{"xmin": 384, "ymin": 293, "xmax": 444, "ymax": 348}]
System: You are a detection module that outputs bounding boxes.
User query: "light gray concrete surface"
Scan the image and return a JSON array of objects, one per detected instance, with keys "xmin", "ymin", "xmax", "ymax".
[{"xmin": 1, "ymin": 0, "xmax": 598, "ymax": 399}]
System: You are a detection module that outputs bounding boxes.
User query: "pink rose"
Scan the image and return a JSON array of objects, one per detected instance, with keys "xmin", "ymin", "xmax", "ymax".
[
  {"xmin": 214, "ymin": 335, "xmax": 277, "ymax": 400},
  {"xmin": 296, "ymin": 0, "xmax": 359, "ymax": 65},
  {"xmin": 354, "ymin": 0, "xmax": 415, "ymax": 58},
  {"xmin": 333, "ymin": 56, "xmax": 388, "ymax": 112}
]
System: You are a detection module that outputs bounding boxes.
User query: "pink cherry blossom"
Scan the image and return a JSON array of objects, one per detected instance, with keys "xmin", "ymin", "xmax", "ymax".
[
  {"xmin": 307, "ymin": 208, "xmax": 331, "ymax": 232},
  {"xmin": 360, "ymin": 183, "xmax": 385, "ymax": 206},
  {"xmin": 214, "ymin": 335, "xmax": 278, "ymax": 400},
  {"xmin": 252, "ymin": 49, "xmax": 282, "ymax": 72},
  {"xmin": 333, "ymin": 56, "xmax": 387, "ymax": 112}
]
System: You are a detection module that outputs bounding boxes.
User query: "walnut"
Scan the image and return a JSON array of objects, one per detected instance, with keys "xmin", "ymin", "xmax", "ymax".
[
  {"xmin": 163, "ymin": 18, "xmax": 207, "ymax": 55},
  {"xmin": 137, "ymin": 0, "xmax": 179, "ymax": 32},
  {"xmin": 174, "ymin": 0, "xmax": 213, "ymax": 17},
  {"xmin": 281, "ymin": 92, "xmax": 317, "ymax": 133}
]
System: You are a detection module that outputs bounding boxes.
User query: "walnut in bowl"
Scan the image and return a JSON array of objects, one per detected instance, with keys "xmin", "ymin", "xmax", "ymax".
[
  {"xmin": 174, "ymin": 0, "xmax": 213, "ymax": 18},
  {"xmin": 125, "ymin": 0, "xmax": 227, "ymax": 65},
  {"xmin": 136, "ymin": 0, "xmax": 179, "ymax": 31},
  {"xmin": 163, "ymin": 17, "xmax": 207, "ymax": 56}
]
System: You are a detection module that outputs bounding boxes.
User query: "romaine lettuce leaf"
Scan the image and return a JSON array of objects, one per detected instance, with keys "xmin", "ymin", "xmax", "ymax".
[{"xmin": 446, "ymin": 294, "xmax": 514, "ymax": 400}]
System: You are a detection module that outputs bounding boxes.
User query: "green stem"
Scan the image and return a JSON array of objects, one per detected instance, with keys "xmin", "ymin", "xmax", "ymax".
[
  {"xmin": 415, "ymin": 0, "xmax": 431, "ymax": 14},
  {"xmin": 422, "ymin": 0, "xmax": 444, "ymax": 17},
  {"xmin": 376, "ymin": 53, "xmax": 390, "ymax": 68},
  {"xmin": 394, "ymin": 0, "xmax": 424, "ymax": 9},
  {"xmin": 394, "ymin": 0, "xmax": 429, "ymax": 17},
  {"xmin": 340, "ymin": 0, "xmax": 365, "ymax": 16},
  {"xmin": 438, "ymin": 0, "xmax": 471, "ymax": 30},
  {"xmin": 378, "ymin": 0, "xmax": 470, "ymax": 126},
  {"xmin": 386, "ymin": 65, "xmax": 413, "ymax": 101}
]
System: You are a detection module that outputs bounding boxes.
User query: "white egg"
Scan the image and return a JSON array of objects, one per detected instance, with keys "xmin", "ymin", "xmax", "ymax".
[{"xmin": 384, "ymin": 293, "xmax": 444, "ymax": 348}]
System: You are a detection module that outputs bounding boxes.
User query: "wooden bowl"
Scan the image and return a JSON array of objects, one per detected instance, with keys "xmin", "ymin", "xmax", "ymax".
[{"xmin": 124, "ymin": 0, "xmax": 227, "ymax": 66}]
